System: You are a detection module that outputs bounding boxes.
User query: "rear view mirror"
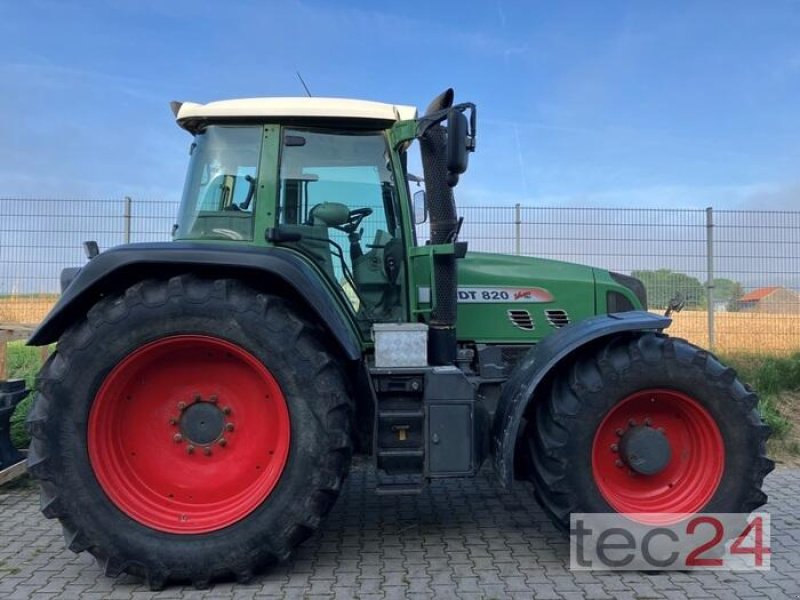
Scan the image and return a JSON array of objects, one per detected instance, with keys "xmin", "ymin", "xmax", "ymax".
[
  {"xmin": 413, "ymin": 190, "xmax": 427, "ymax": 225},
  {"xmin": 446, "ymin": 109, "xmax": 469, "ymax": 185}
]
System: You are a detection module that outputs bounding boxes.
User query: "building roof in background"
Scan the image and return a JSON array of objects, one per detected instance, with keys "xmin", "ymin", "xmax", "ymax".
[{"xmin": 739, "ymin": 287, "xmax": 781, "ymax": 302}]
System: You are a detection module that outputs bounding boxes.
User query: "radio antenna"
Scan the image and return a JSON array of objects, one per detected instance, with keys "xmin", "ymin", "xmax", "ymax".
[{"xmin": 296, "ymin": 71, "xmax": 312, "ymax": 97}]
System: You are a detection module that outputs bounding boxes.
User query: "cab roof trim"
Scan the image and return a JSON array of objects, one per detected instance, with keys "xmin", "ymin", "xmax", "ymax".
[{"xmin": 174, "ymin": 97, "xmax": 418, "ymax": 130}]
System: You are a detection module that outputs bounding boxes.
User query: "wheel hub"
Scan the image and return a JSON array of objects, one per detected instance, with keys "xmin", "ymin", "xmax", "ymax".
[
  {"xmin": 180, "ymin": 401, "xmax": 225, "ymax": 445},
  {"xmin": 619, "ymin": 425, "xmax": 671, "ymax": 475},
  {"xmin": 591, "ymin": 388, "xmax": 725, "ymax": 522}
]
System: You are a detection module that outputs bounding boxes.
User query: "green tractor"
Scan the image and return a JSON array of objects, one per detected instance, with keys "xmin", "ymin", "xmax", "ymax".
[{"xmin": 25, "ymin": 88, "xmax": 772, "ymax": 588}]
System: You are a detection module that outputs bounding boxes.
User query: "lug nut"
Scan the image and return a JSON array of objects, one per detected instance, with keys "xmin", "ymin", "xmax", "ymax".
[
  {"xmin": 173, "ymin": 433, "xmax": 183, "ymax": 443},
  {"xmin": 222, "ymin": 406, "xmax": 232, "ymax": 415},
  {"xmin": 169, "ymin": 418, "xmax": 177, "ymax": 426},
  {"xmin": 225, "ymin": 423, "xmax": 235, "ymax": 432},
  {"xmin": 657, "ymin": 427, "xmax": 665, "ymax": 434},
  {"xmin": 186, "ymin": 444, "xmax": 195, "ymax": 454},
  {"xmin": 209, "ymin": 394, "xmax": 218, "ymax": 404},
  {"xmin": 628, "ymin": 419, "xmax": 637, "ymax": 427},
  {"xmin": 615, "ymin": 460, "xmax": 624, "ymax": 468},
  {"xmin": 610, "ymin": 443, "xmax": 618, "ymax": 452},
  {"xmin": 193, "ymin": 393, "xmax": 202, "ymax": 402},
  {"xmin": 218, "ymin": 437, "xmax": 227, "ymax": 447},
  {"xmin": 177, "ymin": 401, "xmax": 187, "ymax": 411},
  {"xmin": 615, "ymin": 428, "xmax": 625, "ymax": 437},
  {"xmin": 203, "ymin": 446, "xmax": 212, "ymax": 456},
  {"xmin": 644, "ymin": 418, "xmax": 652, "ymax": 426}
]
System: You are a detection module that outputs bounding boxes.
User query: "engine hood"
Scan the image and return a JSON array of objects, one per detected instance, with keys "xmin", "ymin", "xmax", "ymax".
[{"xmin": 448, "ymin": 251, "xmax": 599, "ymax": 343}]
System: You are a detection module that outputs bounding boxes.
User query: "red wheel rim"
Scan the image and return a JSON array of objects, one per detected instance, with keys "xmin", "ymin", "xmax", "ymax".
[
  {"xmin": 591, "ymin": 389, "xmax": 724, "ymax": 524},
  {"xmin": 88, "ymin": 335, "xmax": 290, "ymax": 534}
]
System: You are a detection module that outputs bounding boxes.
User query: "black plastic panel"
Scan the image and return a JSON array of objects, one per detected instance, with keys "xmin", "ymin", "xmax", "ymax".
[
  {"xmin": 428, "ymin": 404, "xmax": 472, "ymax": 474},
  {"xmin": 28, "ymin": 242, "xmax": 361, "ymax": 360},
  {"xmin": 424, "ymin": 367, "xmax": 476, "ymax": 477}
]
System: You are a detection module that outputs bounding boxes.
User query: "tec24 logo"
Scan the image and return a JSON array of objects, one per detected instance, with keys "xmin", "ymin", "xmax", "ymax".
[{"xmin": 570, "ymin": 513, "xmax": 770, "ymax": 571}]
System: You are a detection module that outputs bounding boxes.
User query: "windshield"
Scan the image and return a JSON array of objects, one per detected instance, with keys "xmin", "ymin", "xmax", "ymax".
[{"xmin": 174, "ymin": 125, "xmax": 262, "ymax": 241}]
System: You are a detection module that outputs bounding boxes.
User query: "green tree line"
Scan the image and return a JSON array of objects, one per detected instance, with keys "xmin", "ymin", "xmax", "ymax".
[{"xmin": 631, "ymin": 269, "xmax": 744, "ymax": 311}]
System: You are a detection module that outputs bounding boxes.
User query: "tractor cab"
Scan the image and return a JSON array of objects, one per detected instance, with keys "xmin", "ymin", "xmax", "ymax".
[{"xmin": 171, "ymin": 93, "xmax": 475, "ymax": 346}]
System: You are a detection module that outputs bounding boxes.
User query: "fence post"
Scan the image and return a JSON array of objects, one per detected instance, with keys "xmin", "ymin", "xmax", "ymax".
[
  {"xmin": 705, "ymin": 206, "xmax": 715, "ymax": 350},
  {"xmin": 123, "ymin": 196, "xmax": 132, "ymax": 244},
  {"xmin": 514, "ymin": 203, "xmax": 521, "ymax": 255}
]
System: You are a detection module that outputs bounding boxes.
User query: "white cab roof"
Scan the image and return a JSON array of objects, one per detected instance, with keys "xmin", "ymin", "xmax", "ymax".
[{"xmin": 175, "ymin": 97, "xmax": 418, "ymax": 129}]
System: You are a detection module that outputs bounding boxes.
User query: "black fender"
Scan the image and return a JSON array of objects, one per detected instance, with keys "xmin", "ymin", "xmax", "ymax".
[
  {"xmin": 28, "ymin": 242, "xmax": 362, "ymax": 361},
  {"xmin": 491, "ymin": 311, "xmax": 671, "ymax": 488}
]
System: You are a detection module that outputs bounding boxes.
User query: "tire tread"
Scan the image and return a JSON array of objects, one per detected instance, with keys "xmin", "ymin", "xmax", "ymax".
[
  {"xmin": 527, "ymin": 332, "xmax": 774, "ymax": 530},
  {"xmin": 26, "ymin": 274, "xmax": 354, "ymax": 589}
]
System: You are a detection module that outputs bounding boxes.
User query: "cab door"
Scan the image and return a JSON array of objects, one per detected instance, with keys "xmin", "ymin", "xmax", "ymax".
[{"xmin": 277, "ymin": 127, "xmax": 407, "ymax": 331}]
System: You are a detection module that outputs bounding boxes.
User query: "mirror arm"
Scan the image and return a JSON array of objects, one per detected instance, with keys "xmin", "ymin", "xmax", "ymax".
[{"xmin": 467, "ymin": 104, "xmax": 477, "ymax": 151}]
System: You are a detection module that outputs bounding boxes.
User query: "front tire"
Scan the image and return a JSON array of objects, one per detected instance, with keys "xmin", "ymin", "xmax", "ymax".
[
  {"xmin": 526, "ymin": 333, "xmax": 773, "ymax": 528},
  {"xmin": 26, "ymin": 276, "xmax": 353, "ymax": 589}
]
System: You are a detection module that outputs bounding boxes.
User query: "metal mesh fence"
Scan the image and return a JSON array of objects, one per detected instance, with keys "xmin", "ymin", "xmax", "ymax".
[
  {"xmin": 0, "ymin": 198, "xmax": 177, "ymax": 324},
  {"xmin": 710, "ymin": 210, "xmax": 800, "ymax": 354},
  {"xmin": 1, "ymin": 198, "xmax": 798, "ymax": 354}
]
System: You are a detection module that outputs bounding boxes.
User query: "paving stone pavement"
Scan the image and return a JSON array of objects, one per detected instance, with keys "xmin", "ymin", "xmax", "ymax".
[{"xmin": 1, "ymin": 459, "xmax": 799, "ymax": 599}]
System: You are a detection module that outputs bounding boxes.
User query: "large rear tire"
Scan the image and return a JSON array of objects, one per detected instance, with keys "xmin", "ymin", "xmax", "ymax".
[
  {"xmin": 526, "ymin": 333, "xmax": 773, "ymax": 528},
  {"xmin": 26, "ymin": 276, "xmax": 353, "ymax": 589}
]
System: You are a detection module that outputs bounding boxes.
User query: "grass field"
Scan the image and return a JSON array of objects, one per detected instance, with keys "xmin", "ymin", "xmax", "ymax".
[
  {"xmin": 5, "ymin": 342, "xmax": 41, "ymax": 451},
  {"xmin": 668, "ymin": 310, "xmax": 800, "ymax": 355},
  {"xmin": 721, "ymin": 352, "xmax": 800, "ymax": 461},
  {"xmin": 0, "ymin": 295, "xmax": 58, "ymax": 325},
  {"xmin": 2, "ymin": 298, "xmax": 798, "ymax": 352}
]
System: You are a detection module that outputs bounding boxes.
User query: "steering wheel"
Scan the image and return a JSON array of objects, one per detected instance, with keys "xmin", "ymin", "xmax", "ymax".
[{"xmin": 333, "ymin": 207, "xmax": 373, "ymax": 234}]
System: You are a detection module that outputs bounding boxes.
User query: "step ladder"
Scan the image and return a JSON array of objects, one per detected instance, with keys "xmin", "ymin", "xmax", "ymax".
[{"xmin": 370, "ymin": 368, "xmax": 427, "ymax": 495}]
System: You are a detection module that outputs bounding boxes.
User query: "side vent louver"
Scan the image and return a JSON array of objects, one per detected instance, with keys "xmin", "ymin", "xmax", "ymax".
[
  {"xmin": 545, "ymin": 309, "xmax": 570, "ymax": 328},
  {"xmin": 507, "ymin": 309, "xmax": 535, "ymax": 330}
]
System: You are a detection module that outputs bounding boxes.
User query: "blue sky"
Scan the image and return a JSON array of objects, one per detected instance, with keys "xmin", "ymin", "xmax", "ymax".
[{"xmin": 2, "ymin": 0, "xmax": 799, "ymax": 209}]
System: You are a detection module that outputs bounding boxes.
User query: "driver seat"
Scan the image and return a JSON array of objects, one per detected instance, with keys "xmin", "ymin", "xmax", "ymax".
[
  {"xmin": 278, "ymin": 202, "xmax": 350, "ymax": 281},
  {"xmin": 307, "ymin": 202, "xmax": 351, "ymax": 228}
]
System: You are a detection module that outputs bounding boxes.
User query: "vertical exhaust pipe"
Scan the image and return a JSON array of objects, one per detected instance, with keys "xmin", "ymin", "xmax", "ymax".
[{"xmin": 420, "ymin": 89, "xmax": 458, "ymax": 365}]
